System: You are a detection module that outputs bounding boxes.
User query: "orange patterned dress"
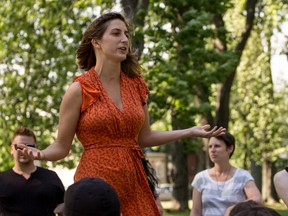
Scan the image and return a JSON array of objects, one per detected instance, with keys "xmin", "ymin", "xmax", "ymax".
[{"xmin": 73, "ymin": 66, "xmax": 160, "ymax": 216}]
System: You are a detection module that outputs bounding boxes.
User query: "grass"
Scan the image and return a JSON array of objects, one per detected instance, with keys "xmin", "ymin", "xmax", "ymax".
[
  {"xmin": 267, "ymin": 202, "xmax": 288, "ymax": 216},
  {"xmin": 164, "ymin": 210, "xmax": 189, "ymax": 216},
  {"xmin": 162, "ymin": 201, "xmax": 288, "ymax": 216}
]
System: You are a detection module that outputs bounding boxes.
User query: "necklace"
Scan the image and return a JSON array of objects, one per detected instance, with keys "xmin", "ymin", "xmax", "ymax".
[{"xmin": 214, "ymin": 166, "xmax": 232, "ymax": 194}]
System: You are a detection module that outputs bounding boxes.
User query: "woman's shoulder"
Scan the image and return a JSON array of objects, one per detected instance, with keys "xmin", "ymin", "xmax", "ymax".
[
  {"xmin": 235, "ymin": 168, "xmax": 250, "ymax": 174},
  {"xmin": 74, "ymin": 69, "xmax": 93, "ymax": 83},
  {"xmin": 275, "ymin": 169, "xmax": 288, "ymax": 179},
  {"xmin": 192, "ymin": 169, "xmax": 209, "ymax": 187},
  {"xmin": 65, "ymin": 82, "xmax": 82, "ymax": 97},
  {"xmin": 233, "ymin": 168, "xmax": 254, "ymax": 182},
  {"xmin": 194, "ymin": 169, "xmax": 209, "ymax": 179}
]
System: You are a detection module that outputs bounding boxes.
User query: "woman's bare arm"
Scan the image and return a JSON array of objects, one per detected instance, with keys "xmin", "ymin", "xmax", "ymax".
[
  {"xmin": 190, "ymin": 188, "xmax": 202, "ymax": 216},
  {"xmin": 18, "ymin": 82, "xmax": 82, "ymax": 161},
  {"xmin": 138, "ymin": 105, "xmax": 225, "ymax": 148},
  {"xmin": 274, "ymin": 169, "xmax": 288, "ymax": 206}
]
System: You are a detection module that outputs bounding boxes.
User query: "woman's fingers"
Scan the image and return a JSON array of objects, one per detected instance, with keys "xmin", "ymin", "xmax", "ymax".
[
  {"xmin": 201, "ymin": 125, "xmax": 226, "ymax": 137},
  {"xmin": 28, "ymin": 149, "xmax": 35, "ymax": 158},
  {"xmin": 15, "ymin": 144, "xmax": 43, "ymax": 160},
  {"xmin": 17, "ymin": 146, "xmax": 38, "ymax": 160},
  {"xmin": 201, "ymin": 124, "xmax": 211, "ymax": 130},
  {"xmin": 211, "ymin": 126, "xmax": 226, "ymax": 136}
]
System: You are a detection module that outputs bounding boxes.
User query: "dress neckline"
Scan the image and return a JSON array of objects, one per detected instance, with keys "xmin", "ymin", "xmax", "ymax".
[{"xmin": 89, "ymin": 67, "xmax": 124, "ymax": 111}]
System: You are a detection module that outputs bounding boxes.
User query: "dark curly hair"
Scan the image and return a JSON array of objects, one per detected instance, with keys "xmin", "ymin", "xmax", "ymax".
[{"xmin": 141, "ymin": 158, "xmax": 159, "ymax": 199}]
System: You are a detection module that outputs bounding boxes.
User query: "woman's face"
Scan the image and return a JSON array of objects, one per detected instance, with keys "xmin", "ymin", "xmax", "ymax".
[
  {"xmin": 94, "ymin": 19, "xmax": 130, "ymax": 63},
  {"xmin": 208, "ymin": 137, "xmax": 231, "ymax": 163}
]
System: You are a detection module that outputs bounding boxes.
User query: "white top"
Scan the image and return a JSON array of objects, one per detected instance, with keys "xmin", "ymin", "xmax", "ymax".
[{"xmin": 192, "ymin": 168, "xmax": 254, "ymax": 216}]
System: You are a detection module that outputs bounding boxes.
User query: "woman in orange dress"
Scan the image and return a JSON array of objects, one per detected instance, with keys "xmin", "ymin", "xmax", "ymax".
[{"xmin": 18, "ymin": 12, "xmax": 225, "ymax": 216}]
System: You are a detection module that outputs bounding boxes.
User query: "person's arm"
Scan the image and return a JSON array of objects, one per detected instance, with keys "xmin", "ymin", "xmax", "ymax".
[
  {"xmin": 18, "ymin": 82, "xmax": 82, "ymax": 161},
  {"xmin": 224, "ymin": 180, "xmax": 262, "ymax": 216},
  {"xmin": 274, "ymin": 169, "xmax": 288, "ymax": 206},
  {"xmin": 138, "ymin": 105, "xmax": 226, "ymax": 148},
  {"xmin": 243, "ymin": 180, "xmax": 262, "ymax": 204},
  {"xmin": 223, "ymin": 205, "xmax": 234, "ymax": 216},
  {"xmin": 155, "ymin": 196, "xmax": 164, "ymax": 216},
  {"xmin": 190, "ymin": 188, "xmax": 202, "ymax": 216},
  {"xmin": 54, "ymin": 203, "xmax": 64, "ymax": 216}
]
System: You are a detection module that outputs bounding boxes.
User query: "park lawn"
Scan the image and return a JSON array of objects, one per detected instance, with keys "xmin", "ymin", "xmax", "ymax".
[
  {"xmin": 267, "ymin": 202, "xmax": 288, "ymax": 216},
  {"xmin": 164, "ymin": 210, "xmax": 189, "ymax": 216}
]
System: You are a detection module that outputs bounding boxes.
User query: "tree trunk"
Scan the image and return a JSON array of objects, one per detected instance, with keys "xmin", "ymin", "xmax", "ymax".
[
  {"xmin": 121, "ymin": 0, "xmax": 149, "ymax": 58},
  {"xmin": 170, "ymin": 140, "xmax": 189, "ymax": 211},
  {"xmin": 250, "ymin": 160, "xmax": 262, "ymax": 192},
  {"xmin": 214, "ymin": 0, "xmax": 258, "ymax": 129},
  {"xmin": 262, "ymin": 160, "xmax": 275, "ymax": 203}
]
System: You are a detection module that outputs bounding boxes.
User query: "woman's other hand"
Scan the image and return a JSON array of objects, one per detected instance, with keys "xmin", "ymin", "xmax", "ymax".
[{"xmin": 15, "ymin": 144, "xmax": 44, "ymax": 160}]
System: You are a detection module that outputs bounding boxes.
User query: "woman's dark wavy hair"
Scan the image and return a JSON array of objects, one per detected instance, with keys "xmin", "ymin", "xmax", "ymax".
[
  {"xmin": 141, "ymin": 158, "xmax": 159, "ymax": 199},
  {"xmin": 76, "ymin": 12, "xmax": 142, "ymax": 78},
  {"xmin": 213, "ymin": 131, "xmax": 235, "ymax": 158}
]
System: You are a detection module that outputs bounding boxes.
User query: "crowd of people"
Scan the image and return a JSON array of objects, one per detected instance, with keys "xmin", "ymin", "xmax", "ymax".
[{"xmin": 0, "ymin": 11, "xmax": 287, "ymax": 216}]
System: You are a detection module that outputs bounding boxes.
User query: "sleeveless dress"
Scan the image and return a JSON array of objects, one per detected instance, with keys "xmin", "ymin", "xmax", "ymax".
[{"xmin": 73, "ymin": 66, "xmax": 160, "ymax": 216}]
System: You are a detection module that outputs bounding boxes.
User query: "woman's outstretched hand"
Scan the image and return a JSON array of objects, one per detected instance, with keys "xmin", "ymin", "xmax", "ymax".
[
  {"xmin": 15, "ymin": 144, "xmax": 44, "ymax": 160},
  {"xmin": 189, "ymin": 124, "xmax": 226, "ymax": 138}
]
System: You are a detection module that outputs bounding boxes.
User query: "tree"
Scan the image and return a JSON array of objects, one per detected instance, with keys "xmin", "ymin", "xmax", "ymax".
[
  {"xmin": 142, "ymin": 0, "xmax": 288, "ymax": 209},
  {"xmin": 0, "ymin": 0, "xmax": 112, "ymax": 170},
  {"xmin": 229, "ymin": 0, "xmax": 288, "ymax": 202},
  {"xmin": 121, "ymin": 0, "xmax": 149, "ymax": 58},
  {"xmin": 142, "ymin": 0, "xmax": 236, "ymax": 210}
]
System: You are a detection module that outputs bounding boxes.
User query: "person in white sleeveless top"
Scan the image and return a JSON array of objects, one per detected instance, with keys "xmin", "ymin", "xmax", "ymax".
[
  {"xmin": 273, "ymin": 167, "xmax": 288, "ymax": 207},
  {"xmin": 190, "ymin": 131, "xmax": 262, "ymax": 216}
]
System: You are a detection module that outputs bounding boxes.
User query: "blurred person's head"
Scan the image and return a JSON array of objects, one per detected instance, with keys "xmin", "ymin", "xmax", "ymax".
[
  {"xmin": 229, "ymin": 200, "xmax": 280, "ymax": 216},
  {"xmin": 64, "ymin": 177, "xmax": 121, "ymax": 216}
]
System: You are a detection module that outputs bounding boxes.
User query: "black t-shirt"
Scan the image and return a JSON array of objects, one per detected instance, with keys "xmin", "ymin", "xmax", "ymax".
[{"xmin": 0, "ymin": 167, "xmax": 65, "ymax": 216}]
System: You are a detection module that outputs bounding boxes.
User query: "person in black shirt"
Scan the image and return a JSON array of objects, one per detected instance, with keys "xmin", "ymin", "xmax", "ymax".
[{"xmin": 0, "ymin": 126, "xmax": 65, "ymax": 216}]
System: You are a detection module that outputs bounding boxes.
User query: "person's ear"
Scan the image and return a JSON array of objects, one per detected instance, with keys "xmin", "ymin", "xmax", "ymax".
[
  {"xmin": 91, "ymin": 39, "xmax": 100, "ymax": 48},
  {"xmin": 10, "ymin": 145, "xmax": 14, "ymax": 155},
  {"xmin": 228, "ymin": 146, "xmax": 234, "ymax": 154}
]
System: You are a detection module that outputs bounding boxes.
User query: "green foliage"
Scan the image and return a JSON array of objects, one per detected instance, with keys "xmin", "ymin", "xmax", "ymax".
[
  {"xmin": 0, "ymin": 0, "xmax": 104, "ymax": 170},
  {"xmin": 142, "ymin": 1, "xmax": 237, "ymax": 155},
  {"xmin": 229, "ymin": 0, "xmax": 288, "ymax": 168}
]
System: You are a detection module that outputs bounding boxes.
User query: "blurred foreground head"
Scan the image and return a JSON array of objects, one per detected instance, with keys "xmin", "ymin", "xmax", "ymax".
[
  {"xmin": 64, "ymin": 177, "xmax": 121, "ymax": 216},
  {"xmin": 229, "ymin": 200, "xmax": 280, "ymax": 216}
]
